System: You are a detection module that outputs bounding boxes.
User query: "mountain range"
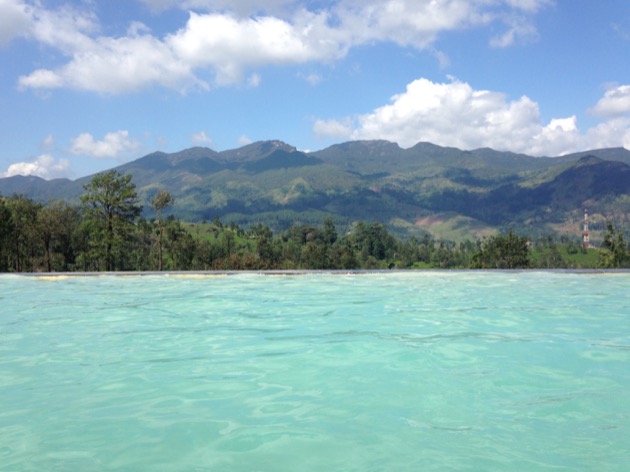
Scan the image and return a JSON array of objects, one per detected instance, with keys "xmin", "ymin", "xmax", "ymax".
[{"xmin": 2, "ymin": 140, "xmax": 630, "ymax": 241}]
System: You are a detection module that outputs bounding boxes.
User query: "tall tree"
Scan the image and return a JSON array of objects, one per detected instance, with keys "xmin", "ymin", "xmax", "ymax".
[
  {"xmin": 0, "ymin": 196, "xmax": 14, "ymax": 271},
  {"xmin": 471, "ymin": 229, "xmax": 529, "ymax": 269},
  {"xmin": 36, "ymin": 201, "xmax": 66, "ymax": 272},
  {"xmin": 599, "ymin": 221, "xmax": 628, "ymax": 268},
  {"xmin": 5, "ymin": 195, "xmax": 41, "ymax": 272},
  {"xmin": 163, "ymin": 217, "xmax": 196, "ymax": 270},
  {"xmin": 151, "ymin": 190, "xmax": 174, "ymax": 271},
  {"xmin": 350, "ymin": 221, "xmax": 397, "ymax": 266},
  {"xmin": 80, "ymin": 171, "xmax": 142, "ymax": 271}
]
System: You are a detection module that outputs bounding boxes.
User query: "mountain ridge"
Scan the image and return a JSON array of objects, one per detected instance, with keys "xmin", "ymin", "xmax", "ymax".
[{"xmin": 2, "ymin": 140, "xmax": 630, "ymax": 240}]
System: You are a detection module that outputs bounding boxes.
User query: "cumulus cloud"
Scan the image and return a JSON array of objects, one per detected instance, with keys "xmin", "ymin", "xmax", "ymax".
[
  {"xmin": 15, "ymin": 0, "xmax": 551, "ymax": 93},
  {"xmin": 585, "ymin": 118, "xmax": 630, "ymax": 150},
  {"xmin": 70, "ymin": 131, "xmax": 139, "ymax": 159},
  {"xmin": 28, "ymin": 2, "xmax": 98, "ymax": 53},
  {"xmin": 0, "ymin": 0, "xmax": 31, "ymax": 46},
  {"xmin": 591, "ymin": 84, "xmax": 630, "ymax": 117},
  {"xmin": 14, "ymin": 1, "xmax": 197, "ymax": 93},
  {"xmin": 1, "ymin": 154, "xmax": 70, "ymax": 179},
  {"xmin": 17, "ymin": 7, "xmax": 343, "ymax": 92},
  {"xmin": 18, "ymin": 69, "xmax": 64, "ymax": 90},
  {"xmin": 314, "ymin": 78, "xmax": 630, "ymax": 156},
  {"xmin": 167, "ymin": 12, "xmax": 344, "ymax": 85},
  {"xmin": 20, "ymin": 33, "xmax": 201, "ymax": 93}
]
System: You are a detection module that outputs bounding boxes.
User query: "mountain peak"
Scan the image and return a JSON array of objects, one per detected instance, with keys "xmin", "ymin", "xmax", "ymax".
[
  {"xmin": 168, "ymin": 146, "xmax": 218, "ymax": 162},
  {"xmin": 216, "ymin": 140, "xmax": 297, "ymax": 163}
]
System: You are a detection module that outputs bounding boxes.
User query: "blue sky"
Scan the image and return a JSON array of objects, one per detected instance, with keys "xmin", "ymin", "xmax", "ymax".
[{"xmin": 1, "ymin": 0, "xmax": 629, "ymax": 179}]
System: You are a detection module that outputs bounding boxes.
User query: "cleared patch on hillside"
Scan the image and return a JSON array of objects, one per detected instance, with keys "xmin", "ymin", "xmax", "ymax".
[{"xmin": 415, "ymin": 214, "xmax": 496, "ymax": 242}]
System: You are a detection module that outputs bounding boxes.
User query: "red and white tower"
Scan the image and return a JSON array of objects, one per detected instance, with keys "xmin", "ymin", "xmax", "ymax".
[{"xmin": 582, "ymin": 209, "xmax": 590, "ymax": 249}]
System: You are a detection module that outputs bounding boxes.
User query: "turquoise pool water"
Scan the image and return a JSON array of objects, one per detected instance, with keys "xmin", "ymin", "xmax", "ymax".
[{"xmin": 1, "ymin": 272, "xmax": 629, "ymax": 471}]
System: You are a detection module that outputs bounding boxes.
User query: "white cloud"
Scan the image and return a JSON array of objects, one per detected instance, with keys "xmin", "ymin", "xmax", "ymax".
[
  {"xmin": 584, "ymin": 118, "xmax": 630, "ymax": 150},
  {"xmin": 490, "ymin": 16, "xmax": 538, "ymax": 47},
  {"xmin": 70, "ymin": 131, "xmax": 139, "ymax": 159},
  {"xmin": 1, "ymin": 154, "xmax": 70, "ymax": 179},
  {"xmin": 18, "ymin": 8, "xmax": 341, "ymax": 92},
  {"xmin": 349, "ymin": 0, "xmax": 529, "ymax": 49},
  {"xmin": 18, "ymin": 68, "xmax": 64, "ymax": 90},
  {"xmin": 488, "ymin": 0, "xmax": 553, "ymax": 47},
  {"xmin": 127, "ymin": 21, "xmax": 151, "ymax": 37},
  {"xmin": 237, "ymin": 135, "xmax": 253, "ymax": 146},
  {"xmin": 167, "ymin": 12, "xmax": 344, "ymax": 85},
  {"xmin": 28, "ymin": 3, "xmax": 98, "ymax": 53},
  {"xmin": 0, "ymin": 0, "xmax": 30, "ymax": 46},
  {"xmin": 531, "ymin": 116, "xmax": 581, "ymax": 156},
  {"xmin": 20, "ymin": 33, "xmax": 202, "ymax": 94},
  {"xmin": 16, "ymin": 0, "xmax": 551, "ymax": 93},
  {"xmin": 314, "ymin": 77, "xmax": 630, "ymax": 156},
  {"xmin": 315, "ymin": 78, "xmax": 541, "ymax": 151},
  {"xmin": 192, "ymin": 131, "xmax": 213, "ymax": 145},
  {"xmin": 591, "ymin": 84, "xmax": 630, "ymax": 117}
]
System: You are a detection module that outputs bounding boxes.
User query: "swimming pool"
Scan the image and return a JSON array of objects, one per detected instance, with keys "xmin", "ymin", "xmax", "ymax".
[{"xmin": 1, "ymin": 272, "xmax": 629, "ymax": 470}]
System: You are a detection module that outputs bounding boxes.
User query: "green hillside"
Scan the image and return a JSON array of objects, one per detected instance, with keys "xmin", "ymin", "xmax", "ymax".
[{"xmin": 2, "ymin": 140, "xmax": 630, "ymax": 241}]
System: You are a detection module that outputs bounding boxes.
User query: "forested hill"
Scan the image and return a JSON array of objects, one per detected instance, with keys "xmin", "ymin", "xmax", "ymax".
[{"xmin": 2, "ymin": 140, "xmax": 630, "ymax": 240}]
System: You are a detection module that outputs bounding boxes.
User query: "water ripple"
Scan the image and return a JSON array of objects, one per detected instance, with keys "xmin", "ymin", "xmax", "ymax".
[{"xmin": 1, "ymin": 272, "xmax": 629, "ymax": 471}]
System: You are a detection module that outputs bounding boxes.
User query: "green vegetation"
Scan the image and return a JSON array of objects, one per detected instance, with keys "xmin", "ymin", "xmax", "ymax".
[
  {"xmin": 1, "ymin": 172, "xmax": 628, "ymax": 272},
  {"xmin": 79, "ymin": 170, "xmax": 143, "ymax": 271},
  {"xmin": 471, "ymin": 230, "xmax": 530, "ymax": 269},
  {"xmin": 151, "ymin": 189, "xmax": 175, "ymax": 271},
  {"xmin": 2, "ymin": 141, "xmax": 630, "ymax": 242},
  {"xmin": 599, "ymin": 221, "xmax": 629, "ymax": 268}
]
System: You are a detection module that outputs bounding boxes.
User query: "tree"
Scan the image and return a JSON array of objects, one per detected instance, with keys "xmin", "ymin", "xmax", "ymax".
[
  {"xmin": 471, "ymin": 229, "xmax": 529, "ymax": 269},
  {"xmin": 599, "ymin": 221, "xmax": 628, "ymax": 268},
  {"xmin": 80, "ymin": 170, "xmax": 142, "ymax": 271},
  {"xmin": 151, "ymin": 216, "xmax": 198, "ymax": 270},
  {"xmin": 151, "ymin": 190, "xmax": 174, "ymax": 271},
  {"xmin": 250, "ymin": 224, "xmax": 277, "ymax": 267},
  {"xmin": 36, "ymin": 200, "xmax": 79, "ymax": 272},
  {"xmin": 322, "ymin": 217, "xmax": 338, "ymax": 245},
  {"xmin": 5, "ymin": 195, "xmax": 41, "ymax": 272},
  {"xmin": 53, "ymin": 203, "xmax": 81, "ymax": 271},
  {"xmin": 350, "ymin": 221, "xmax": 397, "ymax": 267},
  {"xmin": 0, "ymin": 196, "xmax": 14, "ymax": 271}
]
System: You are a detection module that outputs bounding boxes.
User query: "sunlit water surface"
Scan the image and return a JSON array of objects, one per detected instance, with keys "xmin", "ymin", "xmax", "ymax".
[{"xmin": 1, "ymin": 272, "xmax": 629, "ymax": 471}]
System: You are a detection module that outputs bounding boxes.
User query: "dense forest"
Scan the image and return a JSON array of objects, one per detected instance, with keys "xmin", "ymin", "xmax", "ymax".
[{"xmin": 1, "ymin": 170, "xmax": 629, "ymax": 273}]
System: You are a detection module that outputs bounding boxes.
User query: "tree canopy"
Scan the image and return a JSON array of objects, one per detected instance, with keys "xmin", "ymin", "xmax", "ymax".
[
  {"xmin": 80, "ymin": 170, "xmax": 142, "ymax": 271},
  {"xmin": 471, "ymin": 229, "xmax": 530, "ymax": 269},
  {"xmin": 0, "ymin": 173, "xmax": 628, "ymax": 272},
  {"xmin": 599, "ymin": 221, "xmax": 628, "ymax": 268}
]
